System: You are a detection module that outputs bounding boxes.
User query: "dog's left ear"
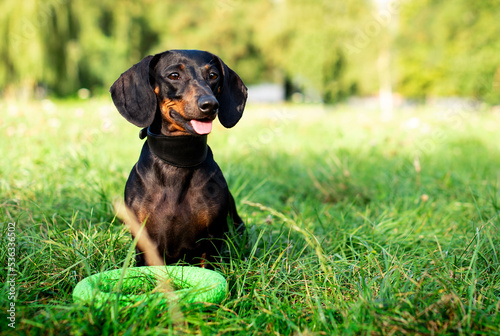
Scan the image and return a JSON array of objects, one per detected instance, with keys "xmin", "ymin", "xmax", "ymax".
[
  {"xmin": 215, "ymin": 56, "xmax": 248, "ymax": 128},
  {"xmin": 110, "ymin": 55, "xmax": 157, "ymax": 127}
]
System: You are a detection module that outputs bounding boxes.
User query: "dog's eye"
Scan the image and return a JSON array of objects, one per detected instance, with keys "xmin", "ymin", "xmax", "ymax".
[
  {"xmin": 209, "ymin": 72, "xmax": 218, "ymax": 80},
  {"xmin": 168, "ymin": 73, "xmax": 180, "ymax": 80}
]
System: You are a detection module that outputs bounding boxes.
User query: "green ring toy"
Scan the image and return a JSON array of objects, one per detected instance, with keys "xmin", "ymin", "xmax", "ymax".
[{"xmin": 72, "ymin": 266, "xmax": 227, "ymax": 307}]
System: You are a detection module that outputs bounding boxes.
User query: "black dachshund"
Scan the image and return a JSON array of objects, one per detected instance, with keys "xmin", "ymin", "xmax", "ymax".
[{"xmin": 110, "ymin": 50, "xmax": 247, "ymax": 267}]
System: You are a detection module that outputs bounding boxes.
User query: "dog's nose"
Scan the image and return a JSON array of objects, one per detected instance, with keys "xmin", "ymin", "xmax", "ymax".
[{"xmin": 198, "ymin": 96, "xmax": 219, "ymax": 114}]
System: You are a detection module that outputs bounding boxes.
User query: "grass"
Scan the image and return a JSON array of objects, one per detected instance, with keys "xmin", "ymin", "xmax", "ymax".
[{"xmin": 1, "ymin": 98, "xmax": 499, "ymax": 335}]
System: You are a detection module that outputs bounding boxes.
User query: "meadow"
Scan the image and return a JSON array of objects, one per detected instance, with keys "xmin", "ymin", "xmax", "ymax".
[{"xmin": 1, "ymin": 99, "xmax": 499, "ymax": 335}]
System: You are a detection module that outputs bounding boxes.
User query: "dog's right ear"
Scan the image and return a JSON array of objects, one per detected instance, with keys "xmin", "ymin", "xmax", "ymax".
[{"xmin": 110, "ymin": 55, "xmax": 157, "ymax": 127}]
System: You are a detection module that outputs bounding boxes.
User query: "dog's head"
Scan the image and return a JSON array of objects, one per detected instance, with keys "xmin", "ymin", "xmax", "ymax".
[{"xmin": 110, "ymin": 50, "xmax": 247, "ymax": 136}]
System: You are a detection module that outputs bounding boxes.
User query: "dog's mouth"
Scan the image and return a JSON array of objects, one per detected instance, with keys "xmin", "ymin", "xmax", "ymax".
[{"xmin": 169, "ymin": 110, "xmax": 214, "ymax": 135}]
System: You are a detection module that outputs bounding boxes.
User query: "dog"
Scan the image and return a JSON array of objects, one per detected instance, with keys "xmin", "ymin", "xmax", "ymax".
[{"xmin": 110, "ymin": 49, "xmax": 247, "ymax": 267}]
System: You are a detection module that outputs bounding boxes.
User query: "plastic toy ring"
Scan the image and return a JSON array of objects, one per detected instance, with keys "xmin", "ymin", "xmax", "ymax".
[{"xmin": 72, "ymin": 266, "xmax": 227, "ymax": 307}]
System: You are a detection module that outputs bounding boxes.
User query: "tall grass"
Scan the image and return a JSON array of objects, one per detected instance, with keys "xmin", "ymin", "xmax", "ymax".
[{"xmin": 1, "ymin": 99, "xmax": 499, "ymax": 335}]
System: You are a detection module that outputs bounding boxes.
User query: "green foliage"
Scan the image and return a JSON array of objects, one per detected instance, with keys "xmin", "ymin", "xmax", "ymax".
[
  {"xmin": 252, "ymin": 1, "xmax": 371, "ymax": 103},
  {"xmin": 397, "ymin": 0, "xmax": 500, "ymax": 103},
  {"xmin": 1, "ymin": 100, "xmax": 500, "ymax": 334},
  {"xmin": 2, "ymin": 1, "xmax": 500, "ymax": 102},
  {"xmin": 0, "ymin": 0, "xmax": 374, "ymax": 101}
]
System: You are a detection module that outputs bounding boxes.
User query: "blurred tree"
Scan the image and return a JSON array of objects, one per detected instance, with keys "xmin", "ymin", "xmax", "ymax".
[
  {"xmin": 252, "ymin": 0, "xmax": 372, "ymax": 103},
  {"xmin": 0, "ymin": 0, "xmax": 271, "ymax": 97},
  {"xmin": 2, "ymin": 0, "xmax": 499, "ymax": 103},
  {"xmin": 0, "ymin": 0, "xmax": 374, "ymax": 102},
  {"xmin": 0, "ymin": 0, "xmax": 46, "ymax": 96},
  {"xmin": 397, "ymin": 0, "xmax": 500, "ymax": 103},
  {"xmin": 0, "ymin": 0, "xmax": 165, "ymax": 96}
]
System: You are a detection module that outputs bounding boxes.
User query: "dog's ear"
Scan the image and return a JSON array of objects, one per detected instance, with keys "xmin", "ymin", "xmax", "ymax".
[
  {"xmin": 110, "ymin": 55, "xmax": 157, "ymax": 127},
  {"xmin": 215, "ymin": 56, "xmax": 248, "ymax": 128}
]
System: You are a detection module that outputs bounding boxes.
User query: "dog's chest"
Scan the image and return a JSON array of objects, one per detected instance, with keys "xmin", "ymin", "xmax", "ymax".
[{"xmin": 137, "ymin": 163, "xmax": 228, "ymax": 229}]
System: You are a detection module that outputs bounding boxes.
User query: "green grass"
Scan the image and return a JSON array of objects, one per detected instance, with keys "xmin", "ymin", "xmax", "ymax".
[{"xmin": 1, "ymin": 99, "xmax": 499, "ymax": 335}]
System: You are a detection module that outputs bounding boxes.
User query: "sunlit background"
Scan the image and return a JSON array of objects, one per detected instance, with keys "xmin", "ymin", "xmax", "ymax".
[{"xmin": 2, "ymin": 0, "xmax": 500, "ymax": 109}]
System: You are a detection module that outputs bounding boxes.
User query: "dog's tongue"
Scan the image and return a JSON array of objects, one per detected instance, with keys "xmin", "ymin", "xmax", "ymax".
[{"xmin": 190, "ymin": 120, "xmax": 213, "ymax": 135}]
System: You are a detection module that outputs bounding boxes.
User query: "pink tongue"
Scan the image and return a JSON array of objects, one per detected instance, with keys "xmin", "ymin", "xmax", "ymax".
[{"xmin": 190, "ymin": 120, "xmax": 213, "ymax": 135}]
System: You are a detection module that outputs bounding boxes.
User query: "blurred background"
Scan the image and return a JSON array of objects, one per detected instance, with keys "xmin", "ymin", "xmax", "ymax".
[{"xmin": 1, "ymin": 0, "xmax": 500, "ymax": 108}]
